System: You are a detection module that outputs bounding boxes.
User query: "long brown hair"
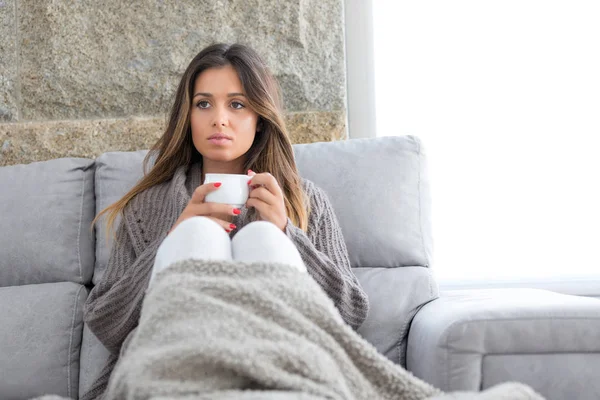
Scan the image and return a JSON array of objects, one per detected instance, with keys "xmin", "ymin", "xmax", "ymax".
[{"xmin": 94, "ymin": 43, "xmax": 309, "ymax": 236}]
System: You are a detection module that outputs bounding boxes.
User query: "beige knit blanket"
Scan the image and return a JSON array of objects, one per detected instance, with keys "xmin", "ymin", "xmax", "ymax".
[{"xmin": 99, "ymin": 259, "xmax": 543, "ymax": 400}]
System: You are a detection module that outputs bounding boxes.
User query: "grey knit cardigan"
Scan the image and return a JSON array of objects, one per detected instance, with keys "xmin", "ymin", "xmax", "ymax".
[{"xmin": 80, "ymin": 162, "xmax": 369, "ymax": 400}]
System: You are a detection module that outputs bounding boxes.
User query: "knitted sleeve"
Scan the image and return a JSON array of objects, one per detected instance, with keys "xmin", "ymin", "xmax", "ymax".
[
  {"xmin": 83, "ymin": 218, "xmax": 167, "ymax": 354},
  {"xmin": 285, "ymin": 183, "xmax": 369, "ymax": 330}
]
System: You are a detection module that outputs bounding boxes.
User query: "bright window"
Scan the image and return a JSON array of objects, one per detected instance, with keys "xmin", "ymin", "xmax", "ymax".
[{"xmin": 372, "ymin": 1, "xmax": 600, "ymax": 294}]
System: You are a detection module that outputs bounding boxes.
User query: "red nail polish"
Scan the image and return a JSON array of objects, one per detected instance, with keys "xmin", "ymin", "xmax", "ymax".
[
  {"xmin": 247, "ymin": 180, "xmax": 252, "ymax": 185},
  {"xmin": 230, "ymin": 223, "xmax": 236, "ymax": 230},
  {"xmin": 226, "ymin": 229, "xmax": 231, "ymax": 233},
  {"xmin": 233, "ymin": 208, "xmax": 241, "ymax": 215},
  {"xmin": 213, "ymin": 182, "xmax": 222, "ymax": 188},
  {"xmin": 248, "ymin": 169, "xmax": 254, "ymax": 174}
]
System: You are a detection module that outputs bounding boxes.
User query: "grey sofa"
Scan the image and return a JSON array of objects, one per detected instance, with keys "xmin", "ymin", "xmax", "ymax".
[{"xmin": 1, "ymin": 135, "xmax": 599, "ymax": 400}]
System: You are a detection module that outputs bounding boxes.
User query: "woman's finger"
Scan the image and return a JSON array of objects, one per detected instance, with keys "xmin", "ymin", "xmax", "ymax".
[
  {"xmin": 245, "ymin": 197, "xmax": 271, "ymax": 221},
  {"xmin": 205, "ymin": 216, "xmax": 238, "ymax": 233},
  {"xmin": 248, "ymin": 186, "xmax": 278, "ymax": 206},
  {"xmin": 247, "ymin": 172, "xmax": 283, "ymax": 198},
  {"xmin": 191, "ymin": 182, "xmax": 223, "ymax": 204},
  {"xmin": 187, "ymin": 202, "xmax": 241, "ymax": 218},
  {"xmin": 170, "ymin": 206, "xmax": 238, "ymax": 235}
]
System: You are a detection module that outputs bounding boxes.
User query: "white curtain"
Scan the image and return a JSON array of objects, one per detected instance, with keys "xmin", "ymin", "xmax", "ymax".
[{"xmin": 372, "ymin": 1, "xmax": 600, "ymax": 293}]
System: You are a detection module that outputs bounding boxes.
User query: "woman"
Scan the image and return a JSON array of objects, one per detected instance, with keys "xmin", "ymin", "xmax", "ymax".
[{"xmin": 82, "ymin": 43, "xmax": 369, "ymax": 400}]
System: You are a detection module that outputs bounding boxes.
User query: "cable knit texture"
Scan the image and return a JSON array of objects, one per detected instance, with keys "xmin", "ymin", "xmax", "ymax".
[{"xmin": 80, "ymin": 162, "xmax": 369, "ymax": 400}]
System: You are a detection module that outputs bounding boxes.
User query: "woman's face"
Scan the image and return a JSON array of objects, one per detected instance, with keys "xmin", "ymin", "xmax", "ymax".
[{"xmin": 190, "ymin": 65, "xmax": 259, "ymax": 168}]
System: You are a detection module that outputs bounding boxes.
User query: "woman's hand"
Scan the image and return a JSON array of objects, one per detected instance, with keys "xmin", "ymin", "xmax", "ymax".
[
  {"xmin": 169, "ymin": 182, "xmax": 240, "ymax": 234},
  {"xmin": 246, "ymin": 170, "xmax": 288, "ymax": 232}
]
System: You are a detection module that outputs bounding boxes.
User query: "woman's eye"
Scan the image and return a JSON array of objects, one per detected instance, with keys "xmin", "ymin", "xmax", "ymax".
[
  {"xmin": 231, "ymin": 101, "xmax": 245, "ymax": 110},
  {"xmin": 196, "ymin": 100, "xmax": 210, "ymax": 109}
]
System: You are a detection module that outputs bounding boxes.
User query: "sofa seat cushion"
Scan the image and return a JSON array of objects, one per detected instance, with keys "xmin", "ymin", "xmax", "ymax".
[
  {"xmin": 79, "ymin": 324, "xmax": 112, "ymax": 399},
  {"xmin": 354, "ymin": 266, "xmax": 438, "ymax": 366},
  {"xmin": 0, "ymin": 158, "xmax": 96, "ymax": 286},
  {"xmin": 407, "ymin": 288, "xmax": 600, "ymax": 400},
  {"xmin": 0, "ymin": 282, "xmax": 86, "ymax": 399}
]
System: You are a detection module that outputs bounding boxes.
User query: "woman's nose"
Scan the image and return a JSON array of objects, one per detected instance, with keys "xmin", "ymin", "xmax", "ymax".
[{"xmin": 212, "ymin": 108, "xmax": 228, "ymax": 127}]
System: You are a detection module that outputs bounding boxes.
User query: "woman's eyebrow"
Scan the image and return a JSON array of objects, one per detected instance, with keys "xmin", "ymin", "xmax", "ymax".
[{"xmin": 193, "ymin": 92, "xmax": 246, "ymax": 99}]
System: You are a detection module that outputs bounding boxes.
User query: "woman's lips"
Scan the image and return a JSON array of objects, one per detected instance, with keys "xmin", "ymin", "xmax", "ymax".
[{"xmin": 208, "ymin": 137, "xmax": 232, "ymax": 145}]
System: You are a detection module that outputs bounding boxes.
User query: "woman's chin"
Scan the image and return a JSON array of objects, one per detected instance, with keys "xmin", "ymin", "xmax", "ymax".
[{"xmin": 200, "ymin": 151, "xmax": 241, "ymax": 164}]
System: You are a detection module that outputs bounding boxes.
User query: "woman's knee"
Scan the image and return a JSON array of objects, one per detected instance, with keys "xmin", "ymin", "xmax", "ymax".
[
  {"xmin": 153, "ymin": 216, "xmax": 232, "ymax": 280},
  {"xmin": 169, "ymin": 216, "xmax": 225, "ymax": 237},
  {"xmin": 157, "ymin": 216, "xmax": 231, "ymax": 261},
  {"xmin": 231, "ymin": 221, "xmax": 306, "ymax": 273},
  {"xmin": 232, "ymin": 221, "xmax": 284, "ymax": 244}
]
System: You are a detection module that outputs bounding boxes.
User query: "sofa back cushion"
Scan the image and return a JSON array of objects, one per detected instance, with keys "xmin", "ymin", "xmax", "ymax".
[
  {"xmin": 0, "ymin": 158, "xmax": 96, "ymax": 286},
  {"xmin": 94, "ymin": 150, "xmax": 149, "ymax": 284},
  {"xmin": 94, "ymin": 136, "xmax": 433, "ymax": 279},
  {"xmin": 294, "ymin": 135, "xmax": 433, "ymax": 268}
]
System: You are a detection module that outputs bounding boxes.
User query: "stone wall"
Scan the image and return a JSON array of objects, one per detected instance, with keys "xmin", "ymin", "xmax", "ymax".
[{"xmin": 0, "ymin": 0, "xmax": 347, "ymax": 166}]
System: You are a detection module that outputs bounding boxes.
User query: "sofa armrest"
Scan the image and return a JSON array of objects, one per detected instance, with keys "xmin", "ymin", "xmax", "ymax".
[{"xmin": 406, "ymin": 288, "xmax": 600, "ymax": 400}]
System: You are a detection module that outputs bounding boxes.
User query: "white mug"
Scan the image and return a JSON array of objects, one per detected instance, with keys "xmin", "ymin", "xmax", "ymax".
[{"xmin": 203, "ymin": 173, "xmax": 252, "ymax": 208}]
